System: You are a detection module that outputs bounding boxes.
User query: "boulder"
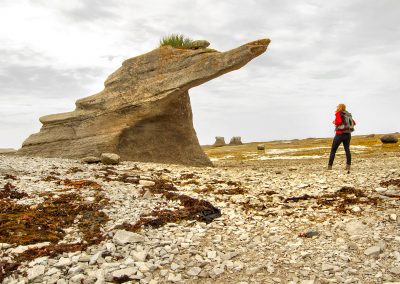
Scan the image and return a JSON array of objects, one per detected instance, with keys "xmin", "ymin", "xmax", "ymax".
[
  {"xmin": 101, "ymin": 153, "xmax": 120, "ymax": 165},
  {"xmin": 229, "ymin": 136, "xmax": 243, "ymax": 145},
  {"xmin": 213, "ymin": 136, "xmax": 226, "ymax": 147},
  {"xmin": 191, "ymin": 40, "xmax": 210, "ymax": 49},
  {"xmin": 257, "ymin": 144, "xmax": 265, "ymax": 150},
  {"xmin": 17, "ymin": 39, "xmax": 270, "ymax": 166},
  {"xmin": 380, "ymin": 134, "xmax": 398, "ymax": 144}
]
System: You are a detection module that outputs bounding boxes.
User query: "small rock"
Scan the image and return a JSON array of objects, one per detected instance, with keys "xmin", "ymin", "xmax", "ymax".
[
  {"xmin": 27, "ymin": 265, "xmax": 45, "ymax": 280},
  {"xmin": 212, "ymin": 265, "xmax": 224, "ymax": 276},
  {"xmin": 321, "ymin": 263, "xmax": 335, "ymax": 271},
  {"xmin": 364, "ymin": 245, "xmax": 381, "ymax": 256},
  {"xmin": 170, "ymin": 262, "xmax": 179, "ymax": 271},
  {"xmin": 300, "ymin": 281, "xmax": 315, "ymax": 284},
  {"xmin": 389, "ymin": 267, "xmax": 400, "ymax": 275},
  {"xmin": 82, "ymin": 156, "xmax": 101, "ymax": 164},
  {"xmin": 101, "ymin": 153, "xmax": 120, "ymax": 165},
  {"xmin": 113, "ymin": 230, "xmax": 145, "ymax": 245},
  {"xmin": 139, "ymin": 180, "xmax": 156, "ymax": 187},
  {"xmin": 390, "ymin": 214, "xmax": 397, "ymax": 221},
  {"xmin": 54, "ymin": 257, "xmax": 72, "ymax": 268},
  {"xmin": 191, "ymin": 40, "xmax": 210, "ymax": 49},
  {"xmin": 375, "ymin": 187, "xmax": 387, "ymax": 193},
  {"xmin": 187, "ymin": 267, "xmax": 202, "ymax": 276},
  {"xmin": 167, "ymin": 272, "xmax": 182, "ymax": 282},
  {"xmin": 68, "ymin": 265, "xmax": 84, "ymax": 276},
  {"xmin": 345, "ymin": 220, "xmax": 367, "ymax": 236},
  {"xmin": 132, "ymin": 251, "xmax": 147, "ymax": 262},
  {"xmin": 135, "ymin": 261, "xmax": 150, "ymax": 272},
  {"xmin": 70, "ymin": 274, "xmax": 85, "ymax": 283},
  {"xmin": 89, "ymin": 251, "xmax": 103, "ymax": 265},
  {"xmin": 207, "ymin": 250, "xmax": 217, "ymax": 259},
  {"xmin": 112, "ymin": 267, "xmax": 138, "ymax": 278}
]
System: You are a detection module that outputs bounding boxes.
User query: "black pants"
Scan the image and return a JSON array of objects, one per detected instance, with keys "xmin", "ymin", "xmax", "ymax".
[{"xmin": 328, "ymin": 133, "xmax": 351, "ymax": 166}]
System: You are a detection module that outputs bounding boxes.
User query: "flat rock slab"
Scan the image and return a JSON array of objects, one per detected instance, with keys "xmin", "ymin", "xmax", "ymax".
[{"xmin": 113, "ymin": 230, "xmax": 145, "ymax": 245}]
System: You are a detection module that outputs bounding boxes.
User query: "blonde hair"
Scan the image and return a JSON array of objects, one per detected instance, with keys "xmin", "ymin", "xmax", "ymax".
[{"xmin": 336, "ymin": 103, "xmax": 346, "ymax": 112}]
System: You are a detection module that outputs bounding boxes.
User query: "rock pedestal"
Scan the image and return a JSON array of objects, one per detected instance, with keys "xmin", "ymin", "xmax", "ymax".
[
  {"xmin": 17, "ymin": 39, "xmax": 270, "ymax": 166},
  {"xmin": 229, "ymin": 137, "xmax": 243, "ymax": 145},
  {"xmin": 213, "ymin": 137, "xmax": 226, "ymax": 147}
]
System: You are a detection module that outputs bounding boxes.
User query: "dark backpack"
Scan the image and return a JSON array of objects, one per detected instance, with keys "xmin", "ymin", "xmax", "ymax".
[{"xmin": 337, "ymin": 111, "xmax": 355, "ymax": 133}]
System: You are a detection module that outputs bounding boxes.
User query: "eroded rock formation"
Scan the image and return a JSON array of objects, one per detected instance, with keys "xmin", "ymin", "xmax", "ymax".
[
  {"xmin": 213, "ymin": 137, "xmax": 226, "ymax": 147},
  {"xmin": 18, "ymin": 39, "xmax": 270, "ymax": 166},
  {"xmin": 229, "ymin": 136, "xmax": 243, "ymax": 145}
]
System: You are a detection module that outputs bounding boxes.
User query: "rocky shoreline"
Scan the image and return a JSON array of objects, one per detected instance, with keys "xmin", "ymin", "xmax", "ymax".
[{"xmin": 1, "ymin": 154, "xmax": 400, "ymax": 283}]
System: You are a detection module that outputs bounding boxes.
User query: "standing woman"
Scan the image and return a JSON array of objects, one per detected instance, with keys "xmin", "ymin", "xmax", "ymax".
[{"xmin": 328, "ymin": 104, "xmax": 356, "ymax": 173}]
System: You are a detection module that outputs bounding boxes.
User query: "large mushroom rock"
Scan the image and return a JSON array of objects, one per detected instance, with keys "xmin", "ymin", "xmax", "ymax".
[{"xmin": 18, "ymin": 38, "xmax": 271, "ymax": 166}]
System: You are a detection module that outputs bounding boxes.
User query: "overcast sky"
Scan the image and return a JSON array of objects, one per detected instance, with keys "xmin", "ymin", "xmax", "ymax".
[{"xmin": 1, "ymin": 0, "xmax": 399, "ymax": 148}]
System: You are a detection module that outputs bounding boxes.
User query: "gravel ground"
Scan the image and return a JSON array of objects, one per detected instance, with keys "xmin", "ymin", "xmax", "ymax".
[{"xmin": 1, "ymin": 153, "xmax": 400, "ymax": 284}]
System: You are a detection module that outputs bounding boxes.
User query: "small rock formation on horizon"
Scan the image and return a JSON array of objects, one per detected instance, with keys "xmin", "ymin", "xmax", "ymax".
[
  {"xmin": 229, "ymin": 136, "xmax": 243, "ymax": 145},
  {"xmin": 17, "ymin": 38, "xmax": 270, "ymax": 166},
  {"xmin": 213, "ymin": 137, "xmax": 226, "ymax": 147}
]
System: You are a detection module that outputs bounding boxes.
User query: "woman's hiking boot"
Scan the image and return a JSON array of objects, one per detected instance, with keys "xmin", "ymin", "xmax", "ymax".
[
  {"xmin": 345, "ymin": 164, "xmax": 351, "ymax": 174},
  {"xmin": 327, "ymin": 165, "xmax": 332, "ymax": 170}
]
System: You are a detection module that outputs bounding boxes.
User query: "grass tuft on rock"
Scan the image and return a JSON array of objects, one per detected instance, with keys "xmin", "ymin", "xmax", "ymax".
[{"xmin": 159, "ymin": 34, "xmax": 194, "ymax": 49}]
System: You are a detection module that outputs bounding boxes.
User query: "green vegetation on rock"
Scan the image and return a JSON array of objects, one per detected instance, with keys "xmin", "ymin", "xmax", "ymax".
[{"xmin": 159, "ymin": 34, "xmax": 194, "ymax": 49}]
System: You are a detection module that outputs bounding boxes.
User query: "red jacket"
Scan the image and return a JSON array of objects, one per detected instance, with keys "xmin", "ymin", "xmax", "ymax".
[{"xmin": 334, "ymin": 111, "xmax": 356, "ymax": 134}]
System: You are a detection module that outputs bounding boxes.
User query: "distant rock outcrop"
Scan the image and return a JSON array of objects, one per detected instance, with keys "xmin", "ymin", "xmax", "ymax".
[
  {"xmin": 380, "ymin": 134, "xmax": 398, "ymax": 144},
  {"xmin": 229, "ymin": 137, "xmax": 243, "ymax": 145},
  {"xmin": 17, "ymin": 39, "xmax": 270, "ymax": 166},
  {"xmin": 213, "ymin": 137, "xmax": 226, "ymax": 147}
]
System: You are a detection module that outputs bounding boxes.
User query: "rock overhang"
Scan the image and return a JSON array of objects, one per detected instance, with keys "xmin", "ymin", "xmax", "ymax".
[{"xmin": 18, "ymin": 38, "xmax": 271, "ymax": 166}]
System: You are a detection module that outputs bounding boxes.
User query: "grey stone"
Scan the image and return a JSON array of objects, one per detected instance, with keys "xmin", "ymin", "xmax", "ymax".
[
  {"xmin": 389, "ymin": 267, "xmax": 400, "ymax": 275},
  {"xmin": 70, "ymin": 274, "xmax": 85, "ymax": 283},
  {"xmin": 364, "ymin": 245, "xmax": 381, "ymax": 256},
  {"xmin": 27, "ymin": 265, "xmax": 45, "ymax": 281},
  {"xmin": 112, "ymin": 267, "xmax": 138, "ymax": 278},
  {"xmin": 113, "ymin": 230, "xmax": 145, "ymax": 245},
  {"xmin": 187, "ymin": 267, "xmax": 202, "ymax": 276},
  {"xmin": 167, "ymin": 272, "xmax": 182, "ymax": 282},
  {"xmin": 54, "ymin": 257, "xmax": 72, "ymax": 268},
  {"xmin": 135, "ymin": 261, "xmax": 150, "ymax": 272},
  {"xmin": 101, "ymin": 153, "xmax": 120, "ymax": 165},
  {"xmin": 345, "ymin": 220, "xmax": 367, "ymax": 236},
  {"xmin": 191, "ymin": 40, "xmax": 210, "ymax": 49},
  {"xmin": 82, "ymin": 156, "xmax": 101, "ymax": 164},
  {"xmin": 89, "ymin": 251, "xmax": 104, "ymax": 265}
]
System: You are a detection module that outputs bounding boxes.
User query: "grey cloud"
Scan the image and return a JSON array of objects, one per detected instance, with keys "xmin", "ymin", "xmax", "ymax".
[
  {"xmin": 0, "ymin": 63, "xmax": 105, "ymax": 99},
  {"xmin": 32, "ymin": 0, "xmax": 118, "ymax": 22}
]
